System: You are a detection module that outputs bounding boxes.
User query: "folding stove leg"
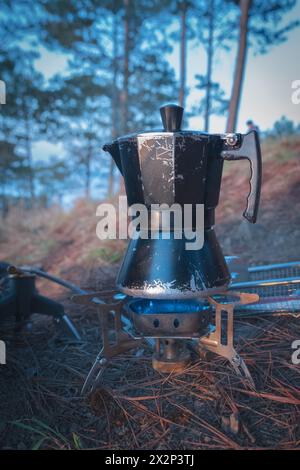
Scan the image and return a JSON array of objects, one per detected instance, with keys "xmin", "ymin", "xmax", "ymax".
[
  {"xmin": 80, "ymin": 296, "xmax": 143, "ymax": 394},
  {"xmin": 199, "ymin": 294, "xmax": 256, "ymax": 390}
]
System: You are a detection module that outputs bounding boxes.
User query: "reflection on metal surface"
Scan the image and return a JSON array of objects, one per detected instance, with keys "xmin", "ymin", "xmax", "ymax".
[
  {"xmin": 232, "ymin": 276, "xmax": 300, "ymax": 289},
  {"xmin": 248, "ymin": 261, "xmax": 300, "ymax": 272}
]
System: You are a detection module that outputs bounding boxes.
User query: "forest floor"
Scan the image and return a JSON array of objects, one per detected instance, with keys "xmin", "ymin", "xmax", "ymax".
[{"xmin": 0, "ymin": 136, "xmax": 299, "ymax": 450}]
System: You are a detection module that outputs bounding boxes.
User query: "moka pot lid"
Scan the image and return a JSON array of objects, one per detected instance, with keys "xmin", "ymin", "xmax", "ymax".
[{"xmin": 115, "ymin": 104, "xmax": 209, "ymax": 143}]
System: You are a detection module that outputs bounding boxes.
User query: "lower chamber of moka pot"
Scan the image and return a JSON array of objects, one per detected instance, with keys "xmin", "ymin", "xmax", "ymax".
[{"xmin": 125, "ymin": 298, "xmax": 213, "ymax": 373}]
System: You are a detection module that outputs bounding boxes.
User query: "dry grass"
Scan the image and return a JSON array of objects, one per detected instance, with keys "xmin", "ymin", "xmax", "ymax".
[{"xmin": 0, "ymin": 296, "xmax": 299, "ymax": 450}]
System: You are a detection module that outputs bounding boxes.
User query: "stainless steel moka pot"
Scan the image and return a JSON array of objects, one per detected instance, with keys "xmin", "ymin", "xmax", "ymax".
[{"xmin": 103, "ymin": 104, "xmax": 262, "ymax": 299}]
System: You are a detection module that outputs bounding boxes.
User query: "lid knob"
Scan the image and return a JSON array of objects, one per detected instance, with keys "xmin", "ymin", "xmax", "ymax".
[{"xmin": 160, "ymin": 104, "xmax": 183, "ymax": 132}]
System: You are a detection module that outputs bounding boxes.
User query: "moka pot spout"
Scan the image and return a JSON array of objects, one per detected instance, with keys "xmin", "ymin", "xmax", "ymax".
[{"xmin": 103, "ymin": 141, "xmax": 123, "ymax": 175}]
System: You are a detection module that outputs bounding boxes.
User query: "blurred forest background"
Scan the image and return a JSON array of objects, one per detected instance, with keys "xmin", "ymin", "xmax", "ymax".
[
  {"xmin": 0, "ymin": 0, "xmax": 299, "ymax": 214},
  {"xmin": 0, "ymin": 0, "xmax": 300, "ymax": 275}
]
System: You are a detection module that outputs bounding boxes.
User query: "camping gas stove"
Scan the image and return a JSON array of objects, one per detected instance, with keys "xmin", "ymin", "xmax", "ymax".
[
  {"xmin": 73, "ymin": 290, "xmax": 258, "ymax": 394},
  {"xmin": 74, "ymin": 103, "xmax": 262, "ymax": 394}
]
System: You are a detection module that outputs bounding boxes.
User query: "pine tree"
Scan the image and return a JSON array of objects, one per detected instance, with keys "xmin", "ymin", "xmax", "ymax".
[
  {"xmin": 192, "ymin": 0, "xmax": 236, "ymax": 131},
  {"xmin": 39, "ymin": 0, "xmax": 177, "ymax": 198},
  {"xmin": 226, "ymin": 0, "xmax": 299, "ymax": 132}
]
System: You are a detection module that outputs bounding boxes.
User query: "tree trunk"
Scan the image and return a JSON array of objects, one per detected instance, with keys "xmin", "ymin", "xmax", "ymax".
[
  {"xmin": 85, "ymin": 145, "xmax": 92, "ymax": 199},
  {"xmin": 226, "ymin": 0, "xmax": 252, "ymax": 132},
  {"xmin": 204, "ymin": 0, "xmax": 215, "ymax": 132},
  {"xmin": 24, "ymin": 115, "xmax": 35, "ymax": 207},
  {"xmin": 179, "ymin": 1, "xmax": 187, "ymax": 108},
  {"xmin": 108, "ymin": 6, "xmax": 119, "ymax": 199},
  {"xmin": 0, "ymin": 186, "xmax": 8, "ymax": 219},
  {"xmin": 121, "ymin": 0, "xmax": 130, "ymax": 134}
]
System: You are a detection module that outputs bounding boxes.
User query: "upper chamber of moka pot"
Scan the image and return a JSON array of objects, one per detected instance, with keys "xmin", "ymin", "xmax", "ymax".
[{"xmin": 103, "ymin": 104, "xmax": 262, "ymax": 299}]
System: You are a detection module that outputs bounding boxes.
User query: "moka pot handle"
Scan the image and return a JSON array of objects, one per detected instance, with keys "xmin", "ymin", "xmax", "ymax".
[{"xmin": 221, "ymin": 130, "xmax": 262, "ymax": 223}]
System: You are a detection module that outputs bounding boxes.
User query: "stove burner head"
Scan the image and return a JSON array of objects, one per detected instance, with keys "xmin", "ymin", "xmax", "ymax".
[
  {"xmin": 126, "ymin": 297, "xmax": 212, "ymax": 373},
  {"xmin": 125, "ymin": 298, "xmax": 212, "ymax": 338}
]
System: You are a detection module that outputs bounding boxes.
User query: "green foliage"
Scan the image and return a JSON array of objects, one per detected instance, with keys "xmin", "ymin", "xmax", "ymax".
[
  {"xmin": 194, "ymin": 76, "xmax": 229, "ymax": 116},
  {"xmin": 36, "ymin": 0, "xmax": 178, "ymax": 197},
  {"xmin": 86, "ymin": 246, "xmax": 123, "ymax": 263},
  {"xmin": 267, "ymin": 116, "xmax": 299, "ymax": 138},
  {"xmin": 0, "ymin": 0, "xmax": 299, "ymax": 213},
  {"xmin": 248, "ymin": 0, "xmax": 300, "ymax": 54}
]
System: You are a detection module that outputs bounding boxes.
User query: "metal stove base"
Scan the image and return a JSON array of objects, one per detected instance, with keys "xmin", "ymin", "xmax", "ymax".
[
  {"xmin": 73, "ymin": 290, "xmax": 258, "ymax": 394},
  {"xmin": 153, "ymin": 338, "xmax": 191, "ymax": 373}
]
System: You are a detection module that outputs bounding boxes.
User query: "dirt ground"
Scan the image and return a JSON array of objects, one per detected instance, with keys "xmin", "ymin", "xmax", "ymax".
[
  {"xmin": 0, "ymin": 289, "xmax": 300, "ymax": 450},
  {"xmin": 0, "ymin": 136, "xmax": 299, "ymax": 449}
]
